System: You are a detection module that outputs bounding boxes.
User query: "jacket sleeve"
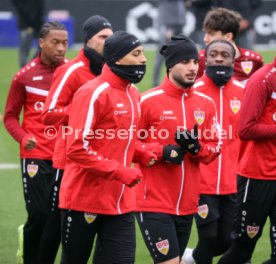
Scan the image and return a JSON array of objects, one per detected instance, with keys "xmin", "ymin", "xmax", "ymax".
[
  {"xmin": 239, "ymin": 71, "xmax": 276, "ymax": 140},
  {"xmin": 66, "ymin": 88, "xmax": 124, "ymax": 180},
  {"xmin": 189, "ymin": 99, "xmax": 221, "ymax": 164},
  {"xmin": 196, "ymin": 52, "xmax": 205, "ymax": 80},
  {"xmin": 41, "ymin": 66, "xmax": 77, "ymax": 126},
  {"xmin": 4, "ymin": 77, "xmax": 27, "ymax": 143}
]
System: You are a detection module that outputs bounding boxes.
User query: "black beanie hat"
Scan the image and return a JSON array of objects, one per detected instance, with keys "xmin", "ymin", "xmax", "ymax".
[
  {"xmin": 83, "ymin": 15, "xmax": 112, "ymax": 43},
  {"xmin": 104, "ymin": 31, "xmax": 141, "ymax": 62},
  {"xmin": 160, "ymin": 35, "xmax": 198, "ymax": 69}
]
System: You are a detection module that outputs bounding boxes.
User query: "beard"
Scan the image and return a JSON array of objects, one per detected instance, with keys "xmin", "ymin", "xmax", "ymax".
[{"xmin": 173, "ymin": 74, "xmax": 195, "ymax": 88}]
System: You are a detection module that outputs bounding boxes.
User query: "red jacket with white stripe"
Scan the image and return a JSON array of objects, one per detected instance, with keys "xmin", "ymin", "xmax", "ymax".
[
  {"xmin": 42, "ymin": 49, "xmax": 96, "ymax": 169},
  {"xmin": 59, "ymin": 65, "xmax": 141, "ymax": 214},
  {"xmin": 238, "ymin": 57, "xmax": 276, "ymax": 180},
  {"xmin": 197, "ymin": 47, "xmax": 263, "ymax": 83},
  {"xmin": 194, "ymin": 75, "xmax": 244, "ymax": 194},
  {"xmin": 4, "ymin": 56, "xmax": 66, "ymax": 159},
  {"xmin": 135, "ymin": 77, "xmax": 220, "ymax": 216}
]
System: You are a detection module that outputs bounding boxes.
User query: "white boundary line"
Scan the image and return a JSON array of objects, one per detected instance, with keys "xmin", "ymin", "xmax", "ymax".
[{"xmin": 0, "ymin": 163, "xmax": 20, "ymax": 169}]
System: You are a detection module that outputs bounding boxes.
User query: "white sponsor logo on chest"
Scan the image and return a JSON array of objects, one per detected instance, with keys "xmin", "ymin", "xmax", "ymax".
[{"xmin": 32, "ymin": 76, "xmax": 43, "ymax": 81}]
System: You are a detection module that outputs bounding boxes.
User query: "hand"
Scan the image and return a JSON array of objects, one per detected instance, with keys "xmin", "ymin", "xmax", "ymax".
[
  {"xmin": 22, "ymin": 135, "xmax": 37, "ymax": 150},
  {"xmin": 140, "ymin": 150, "xmax": 157, "ymax": 167},
  {"xmin": 162, "ymin": 145, "xmax": 185, "ymax": 164},
  {"xmin": 115, "ymin": 166, "xmax": 143, "ymax": 187},
  {"xmin": 175, "ymin": 124, "xmax": 201, "ymax": 155}
]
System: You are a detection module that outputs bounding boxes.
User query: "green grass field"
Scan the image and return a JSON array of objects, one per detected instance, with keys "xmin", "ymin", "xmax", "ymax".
[{"xmin": 0, "ymin": 48, "xmax": 275, "ymax": 263}]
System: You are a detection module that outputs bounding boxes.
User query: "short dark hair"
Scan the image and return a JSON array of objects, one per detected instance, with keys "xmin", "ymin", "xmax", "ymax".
[
  {"xmin": 203, "ymin": 8, "xmax": 240, "ymax": 40},
  {"xmin": 39, "ymin": 21, "xmax": 67, "ymax": 39},
  {"xmin": 205, "ymin": 39, "xmax": 236, "ymax": 59}
]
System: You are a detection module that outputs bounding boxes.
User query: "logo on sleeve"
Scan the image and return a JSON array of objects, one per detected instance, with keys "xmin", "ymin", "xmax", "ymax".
[
  {"xmin": 241, "ymin": 61, "xmax": 253, "ymax": 75},
  {"xmin": 247, "ymin": 225, "xmax": 259, "ymax": 238},
  {"xmin": 194, "ymin": 110, "xmax": 205, "ymax": 125},
  {"xmin": 84, "ymin": 213, "xmax": 97, "ymax": 224},
  {"xmin": 198, "ymin": 204, "xmax": 209, "ymax": 219},
  {"xmin": 27, "ymin": 163, "xmax": 38, "ymax": 178},
  {"xmin": 230, "ymin": 99, "xmax": 241, "ymax": 114},
  {"xmin": 156, "ymin": 239, "xmax": 169, "ymax": 255},
  {"xmin": 273, "ymin": 112, "xmax": 276, "ymax": 122}
]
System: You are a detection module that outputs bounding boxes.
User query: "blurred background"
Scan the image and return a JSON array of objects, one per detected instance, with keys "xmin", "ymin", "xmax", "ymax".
[{"xmin": 1, "ymin": 0, "xmax": 276, "ymax": 50}]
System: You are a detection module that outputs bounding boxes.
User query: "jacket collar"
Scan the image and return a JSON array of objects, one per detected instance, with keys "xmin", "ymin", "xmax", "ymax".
[
  {"xmin": 161, "ymin": 76, "xmax": 195, "ymax": 98},
  {"xmin": 200, "ymin": 74, "xmax": 235, "ymax": 89},
  {"xmin": 99, "ymin": 64, "xmax": 131, "ymax": 90},
  {"xmin": 77, "ymin": 48, "xmax": 90, "ymax": 66}
]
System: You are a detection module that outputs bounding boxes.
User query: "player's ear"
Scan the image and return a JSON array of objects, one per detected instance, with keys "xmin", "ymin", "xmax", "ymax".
[{"xmin": 224, "ymin": 32, "xmax": 233, "ymax": 42}]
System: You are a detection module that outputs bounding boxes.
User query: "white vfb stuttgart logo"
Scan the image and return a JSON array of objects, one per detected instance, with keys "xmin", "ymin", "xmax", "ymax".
[
  {"xmin": 27, "ymin": 163, "xmax": 38, "ymax": 178},
  {"xmin": 198, "ymin": 204, "xmax": 209, "ymax": 219},
  {"xmin": 230, "ymin": 99, "xmax": 241, "ymax": 114},
  {"xmin": 194, "ymin": 110, "xmax": 205, "ymax": 125},
  {"xmin": 156, "ymin": 239, "xmax": 169, "ymax": 255},
  {"xmin": 84, "ymin": 213, "xmax": 97, "ymax": 224}
]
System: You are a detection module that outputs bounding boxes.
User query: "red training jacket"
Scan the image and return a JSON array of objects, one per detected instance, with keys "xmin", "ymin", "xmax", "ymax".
[
  {"xmin": 4, "ymin": 56, "xmax": 66, "ymax": 159},
  {"xmin": 42, "ymin": 49, "xmax": 96, "ymax": 169},
  {"xmin": 59, "ymin": 65, "xmax": 141, "ymax": 214},
  {"xmin": 238, "ymin": 57, "xmax": 276, "ymax": 179},
  {"xmin": 194, "ymin": 74, "xmax": 244, "ymax": 194},
  {"xmin": 135, "ymin": 77, "xmax": 220, "ymax": 216}
]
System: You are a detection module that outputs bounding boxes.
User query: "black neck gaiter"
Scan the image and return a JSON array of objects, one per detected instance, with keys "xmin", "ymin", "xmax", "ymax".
[
  {"xmin": 84, "ymin": 45, "xmax": 105, "ymax": 76},
  {"xmin": 206, "ymin": 65, "xmax": 233, "ymax": 87},
  {"xmin": 107, "ymin": 62, "xmax": 146, "ymax": 83}
]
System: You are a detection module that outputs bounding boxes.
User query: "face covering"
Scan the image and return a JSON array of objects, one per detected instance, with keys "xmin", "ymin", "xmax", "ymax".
[
  {"xmin": 84, "ymin": 45, "xmax": 105, "ymax": 76},
  {"xmin": 107, "ymin": 62, "xmax": 146, "ymax": 83},
  {"xmin": 206, "ymin": 65, "xmax": 233, "ymax": 87}
]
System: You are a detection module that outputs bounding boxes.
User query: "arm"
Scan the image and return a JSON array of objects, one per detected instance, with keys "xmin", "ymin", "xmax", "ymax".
[
  {"xmin": 4, "ymin": 78, "xmax": 33, "ymax": 145},
  {"xmin": 239, "ymin": 72, "xmax": 276, "ymax": 140},
  {"xmin": 41, "ymin": 66, "xmax": 77, "ymax": 126},
  {"xmin": 66, "ymin": 88, "xmax": 142, "ymax": 187}
]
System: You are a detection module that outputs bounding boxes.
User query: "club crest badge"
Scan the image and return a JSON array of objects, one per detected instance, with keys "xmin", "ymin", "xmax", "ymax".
[
  {"xmin": 198, "ymin": 204, "xmax": 209, "ymax": 219},
  {"xmin": 27, "ymin": 163, "xmax": 38, "ymax": 178},
  {"xmin": 230, "ymin": 99, "xmax": 241, "ymax": 114},
  {"xmin": 84, "ymin": 213, "xmax": 97, "ymax": 224},
  {"xmin": 247, "ymin": 225, "xmax": 260, "ymax": 238},
  {"xmin": 273, "ymin": 112, "xmax": 276, "ymax": 122},
  {"xmin": 194, "ymin": 110, "xmax": 205, "ymax": 125},
  {"xmin": 241, "ymin": 61, "xmax": 253, "ymax": 75},
  {"xmin": 170, "ymin": 150, "xmax": 178, "ymax": 158},
  {"xmin": 156, "ymin": 239, "xmax": 169, "ymax": 255}
]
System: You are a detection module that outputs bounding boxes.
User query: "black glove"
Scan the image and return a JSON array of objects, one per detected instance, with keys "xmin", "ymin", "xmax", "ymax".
[
  {"xmin": 175, "ymin": 124, "xmax": 201, "ymax": 155},
  {"xmin": 162, "ymin": 145, "xmax": 185, "ymax": 164}
]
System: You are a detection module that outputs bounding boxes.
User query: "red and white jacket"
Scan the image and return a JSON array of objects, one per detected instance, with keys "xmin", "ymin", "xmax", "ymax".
[
  {"xmin": 59, "ymin": 65, "xmax": 141, "ymax": 215},
  {"xmin": 197, "ymin": 47, "xmax": 263, "ymax": 83},
  {"xmin": 135, "ymin": 77, "xmax": 220, "ymax": 216},
  {"xmin": 238, "ymin": 57, "xmax": 276, "ymax": 180},
  {"xmin": 194, "ymin": 75, "xmax": 244, "ymax": 194},
  {"xmin": 42, "ymin": 49, "xmax": 96, "ymax": 169},
  {"xmin": 4, "ymin": 56, "xmax": 66, "ymax": 160}
]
